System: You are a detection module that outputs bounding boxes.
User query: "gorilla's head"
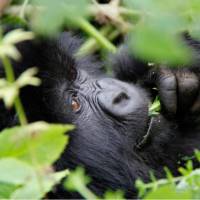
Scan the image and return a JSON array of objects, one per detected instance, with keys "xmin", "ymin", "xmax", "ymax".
[
  {"xmin": 10, "ymin": 32, "xmax": 200, "ymax": 198},
  {"xmin": 33, "ymin": 33, "xmax": 152, "ymax": 195}
]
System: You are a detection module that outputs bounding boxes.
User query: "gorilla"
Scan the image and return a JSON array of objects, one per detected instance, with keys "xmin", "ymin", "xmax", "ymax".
[{"xmin": 0, "ymin": 32, "xmax": 200, "ymax": 198}]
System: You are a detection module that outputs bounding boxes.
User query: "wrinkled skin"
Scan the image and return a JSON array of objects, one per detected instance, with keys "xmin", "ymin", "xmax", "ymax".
[{"xmin": 0, "ymin": 32, "xmax": 200, "ymax": 198}]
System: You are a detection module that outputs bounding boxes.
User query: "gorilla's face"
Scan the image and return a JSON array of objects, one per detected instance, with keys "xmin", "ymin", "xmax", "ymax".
[
  {"xmin": 54, "ymin": 67, "xmax": 153, "ymax": 196},
  {"xmin": 19, "ymin": 33, "xmax": 151, "ymax": 163},
  {"xmin": 68, "ymin": 69, "xmax": 150, "ymax": 138},
  {"xmin": 16, "ymin": 32, "xmax": 185, "ymax": 197}
]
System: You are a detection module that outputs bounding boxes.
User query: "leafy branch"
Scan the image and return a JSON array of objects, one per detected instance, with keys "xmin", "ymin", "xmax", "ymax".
[
  {"xmin": 0, "ymin": 29, "xmax": 35, "ymax": 125},
  {"xmin": 136, "ymin": 150, "xmax": 200, "ymax": 199}
]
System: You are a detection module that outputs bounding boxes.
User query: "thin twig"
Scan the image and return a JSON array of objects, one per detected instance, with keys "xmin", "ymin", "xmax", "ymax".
[
  {"xmin": 1, "ymin": 56, "xmax": 28, "ymax": 125},
  {"xmin": 78, "ymin": 18, "xmax": 116, "ymax": 53},
  {"xmin": 19, "ymin": 0, "xmax": 29, "ymax": 19},
  {"xmin": 77, "ymin": 25, "xmax": 113, "ymax": 56}
]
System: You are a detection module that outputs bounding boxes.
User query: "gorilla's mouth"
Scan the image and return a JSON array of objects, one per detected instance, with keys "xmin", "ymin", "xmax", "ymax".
[{"xmin": 135, "ymin": 116, "xmax": 155, "ymax": 149}]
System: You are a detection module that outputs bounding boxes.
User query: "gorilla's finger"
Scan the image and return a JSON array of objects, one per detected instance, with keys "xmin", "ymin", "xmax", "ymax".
[
  {"xmin": 157, "ymin": 69, "xmax": 177, "ymax": 114},
  {"xmin": 176, "ymin": 70, "xmax": 199, "ymax": 113}
]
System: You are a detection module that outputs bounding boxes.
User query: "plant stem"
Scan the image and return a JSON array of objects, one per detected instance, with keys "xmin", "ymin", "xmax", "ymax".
[
  {"xmin": 108, "ymin": 29, "xmax": 120, "ymax": 40},
  {"xmin": 1, "ymin": 56, "xmax": 28, "ymax": 125},
  {"xmin": 77, "ymin": 25, "xmax": 121, "ymax": 57},
  {"xmin": 19, "ymin": 0, "xmax": 29, "ymax": 19},
  {"xmin": 78, "ymin": 184, "xmax": 99, "ymax": 200},
  {"xmin": 139, "ymin": 168, "xmax": 200, "ymax": 193},
  {"xmin": 119, "ymin": 7, "xmax": 141, "ymax": 17},
  {"xmin": 1, "ymin": 55, "xmax": 15, "ymax": 82},
  {"xmin": 77, "ymin": 25, "xmax": 113, "ymax": 56},
  {"xmin": 14, "ymin": 96, "xmax": 28, "ymax": 125},
  {"xmin": 78, "ymin": 18, "xmax": 117, "ymax": 53}
]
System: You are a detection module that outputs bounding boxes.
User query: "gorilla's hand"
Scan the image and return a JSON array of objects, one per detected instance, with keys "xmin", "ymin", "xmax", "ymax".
[{"xmin": 156, "ymin": 68, "xmax": 200, "ymax": 122}]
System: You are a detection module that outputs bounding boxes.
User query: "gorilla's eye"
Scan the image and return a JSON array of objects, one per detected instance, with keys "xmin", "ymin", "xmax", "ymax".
[{"xmin": 71, "ymin": 94, "xmax": 81, "ymax": 112}]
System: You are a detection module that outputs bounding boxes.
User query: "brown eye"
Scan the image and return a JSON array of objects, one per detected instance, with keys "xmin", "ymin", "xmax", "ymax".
[{"xmin": 71, "ymin": 96, "xmax": 81, "ymax": 112}]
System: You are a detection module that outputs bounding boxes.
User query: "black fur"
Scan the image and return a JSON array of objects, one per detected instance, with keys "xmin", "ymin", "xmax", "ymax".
[{"xmin": 0, "ymin": 32, "xmax": 200, "ymax": 198}]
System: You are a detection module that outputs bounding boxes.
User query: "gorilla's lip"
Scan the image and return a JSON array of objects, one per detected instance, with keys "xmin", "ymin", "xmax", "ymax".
[{"xmin": 135, "ymin": 116, "xmax": 155, "ymax": 149}]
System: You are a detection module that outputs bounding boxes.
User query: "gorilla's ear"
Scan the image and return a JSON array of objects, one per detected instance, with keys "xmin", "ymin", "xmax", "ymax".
[{"xmin": 110, "ymin": 46, "xmax": 150, "ymax": 83}]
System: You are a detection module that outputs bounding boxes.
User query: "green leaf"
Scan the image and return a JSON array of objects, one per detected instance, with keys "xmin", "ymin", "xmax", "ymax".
[
  {"xmin": 0, "ymin": 29, "xmax": 34, "ymax": 60},
  {"xmin": 0, "ymin": 68, "xmax": 40, "ymax": 108},
  {"xmin": 0, "ymin": 158, "xmax": 69, "ymax": 199},
  {"xmin": 0, "ymin": 80, "xmax": 18, "ymax": 107},
  {"xmin": 0, "ymin": 182, "xmax": 20, "ymax": 199},
  {"xmin": 145, "ymin": 184, "xmax": 192, "ymax": 199},
  {"xmin": 0, "ymin": 122, "xmax": 74, "ymax": 166},
  {"xmin": 186, "ymin": 160, "xmax": 193, "ymax": 172},
  {"xmin": 32, "ymin": 0, "xmax": 90, "ymax": 35},
  {"xmin": 16, "ymin": 67, "xmax": 41, "ymax": 87},
  {"xmin": 135, "ymin": 179, "xmax": 147, "ymax": 197},
  {"xmin": 64, "ymin": 167, "xmax": 98, "ymax": 199},
  {"xmin": 124, "ymin": 0, "xmax": 196, "ymax": 65},
  {"xmin": 177, "ymin": 169, "xmax": 200, "ymax": 191},
  {"xmin": 1, "ymin": 15, "xmax": 27, "ymax": 28},
  {"xmin": 187, "ymin": 14, "xmax": 200, "ymax": 40},
  {"xmin": 65, "ymin": 167, "xmax": 91, "ymax": 191},
  {"xmin": 149, "ymin": 96, "xmax": 161, "ymax": 116},
  {"xmin": 195, "ymin": 150, "xmax": 200, "ymax": 162},
  {"xmin": 129, "ymin": 22, "xmax": 192, "ymax": 65},
  {"xmin": 0, "ymin": 44, "xmax": 21, "ymax": 60},
  {"xmin": 104, "ymin": 190, "xmax": 125, "ymax": 200},
  {"xmin": 11, "ymin": 169, "xmax": 69, "ymax": 199},
  {"xmin": 3, "ymin": 29, "xmax": 34, "ymax": 46},
  {"xmin": 0, "ymin": 158, "xmax": 33, "ymax": 185},
  {"xmin": 164, "ymin": 167, "xmax": 175, "ymax": 186}
]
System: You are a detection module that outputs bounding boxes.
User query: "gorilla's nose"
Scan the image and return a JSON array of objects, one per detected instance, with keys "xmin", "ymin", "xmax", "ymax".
[
  {"xmin": 112, "ymin": 92, "xmax": 129, "ymax": 105},
  {"xmin": 97, "ymin": 78, "xmax": 142, "ymax": 117}
]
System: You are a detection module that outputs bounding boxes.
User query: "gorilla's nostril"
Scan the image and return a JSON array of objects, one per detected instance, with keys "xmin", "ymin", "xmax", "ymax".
[{"xmin": 113, "ymin": 92, "xmax": 129, "ymax": 104}]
